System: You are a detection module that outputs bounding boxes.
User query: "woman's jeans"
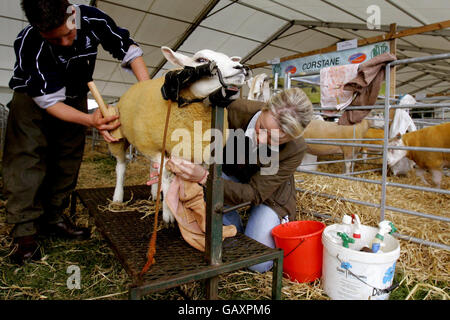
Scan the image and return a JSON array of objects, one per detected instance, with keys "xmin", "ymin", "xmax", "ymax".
[{"xmin": 222, "ymin": 173, "xmax": 288, "ymax": 273}]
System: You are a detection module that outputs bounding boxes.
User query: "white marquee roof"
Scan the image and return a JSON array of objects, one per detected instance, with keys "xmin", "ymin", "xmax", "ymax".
[{"xmin": 0, "ymin": 0, "xmax": 449, "ymax": 101}]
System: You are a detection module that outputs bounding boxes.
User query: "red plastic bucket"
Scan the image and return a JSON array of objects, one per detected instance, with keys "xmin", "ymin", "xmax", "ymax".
[{"xmin": 272, "ymin": 221, "xmax": 326, "ymax": 283}]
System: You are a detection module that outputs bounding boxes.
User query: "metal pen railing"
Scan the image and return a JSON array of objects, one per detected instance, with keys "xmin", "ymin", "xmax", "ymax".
[{"xmin": 291, "ymin": 52, "xmax": 450, "ymax": 250}]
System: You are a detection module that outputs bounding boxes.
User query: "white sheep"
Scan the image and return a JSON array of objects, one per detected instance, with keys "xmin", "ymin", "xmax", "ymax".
[{"xmin": 108, "ymin": 47, "xmax": 248, "ymax": 223}]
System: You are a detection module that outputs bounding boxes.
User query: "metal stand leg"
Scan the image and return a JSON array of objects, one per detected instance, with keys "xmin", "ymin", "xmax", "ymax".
[
  {"xmin": 206, "ymin": 277, "xmax": 219, "ymax": 300},
  {"xmin": 272, "ymin": 254, "xmax": 283, "ymax": 300},
  {"xmin": 129, "ymin": 287, "xmax": 141, "ymax": 300}
]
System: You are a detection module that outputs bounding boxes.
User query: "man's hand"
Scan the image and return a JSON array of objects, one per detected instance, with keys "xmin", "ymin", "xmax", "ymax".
[
  {"xmin": 46, "ymin": 102, "xmax": 120, "ymax": 143},
  {"xmin": 91, "ymin": 108, "xmax": 121, "ymax": 143}
]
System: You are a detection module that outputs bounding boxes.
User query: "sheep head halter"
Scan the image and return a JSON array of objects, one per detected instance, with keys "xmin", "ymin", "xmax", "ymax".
[{"xmin": 161, "ymin": 62, "xmax": 251, "ymax": 108}]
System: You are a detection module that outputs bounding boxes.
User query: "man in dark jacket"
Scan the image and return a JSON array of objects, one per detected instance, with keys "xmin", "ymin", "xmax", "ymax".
[{"xmin": 3, "ymin": 0, "xmax": 150, "ymax": 264}]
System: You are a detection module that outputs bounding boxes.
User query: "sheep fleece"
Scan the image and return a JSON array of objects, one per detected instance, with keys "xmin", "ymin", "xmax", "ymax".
[
  {"xmin": 401, "ymin": 122, "xmax": 450, "ymax": 170},
  {"xmin": 114, "ymin": 77, "xmax": 228, "ymax": 163}
]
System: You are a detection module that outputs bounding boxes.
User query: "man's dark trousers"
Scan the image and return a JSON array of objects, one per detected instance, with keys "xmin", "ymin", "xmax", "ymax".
[{"xmin": 2, "ymin": 92, "xmax": 87, "ymax": 238}]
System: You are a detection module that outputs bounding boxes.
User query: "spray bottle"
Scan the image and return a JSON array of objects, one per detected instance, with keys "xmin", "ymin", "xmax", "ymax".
[
  {"xmin": 332, "ymin": 215, "xmax": 354, "ymax": 247},
  {"xmin": 351, "ymin": 214, "xmax": 363, "ymax": 249},
  {"xmin": 370, "ymin": 220, "xmax": 397, "ymax": 253},
  {"xmin": 341, "ymin": 214, "xmax": 353, "ymax": 235},
  {"xmin": 337, "ymin": 232, "xmax": 355, "ymax": 248}
]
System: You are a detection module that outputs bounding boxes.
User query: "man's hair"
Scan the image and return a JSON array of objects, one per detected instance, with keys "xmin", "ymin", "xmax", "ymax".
[
  {"xmin": 263, "ymin": 88, "xmax": 313, "ymax": 139},
  {"xmin": 21, "ymin": 0, "xmax": 72, "ymax": 32}
]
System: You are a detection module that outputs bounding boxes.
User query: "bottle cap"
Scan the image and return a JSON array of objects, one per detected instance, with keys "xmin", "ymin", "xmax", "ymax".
[
  {"xmin": 372, "ymin": 243, "xmax": 381, "ymax": 253},
  {"xmin": 375, "ymin": 233, "xmax": 384, "ymax": 241},
  {"xmin": 337, "ymin": 232, "xmax": 355, "ymax": 248},
  {"xmin": 342, "ymin": 215, "xmax": 352, "ymax": 224}
]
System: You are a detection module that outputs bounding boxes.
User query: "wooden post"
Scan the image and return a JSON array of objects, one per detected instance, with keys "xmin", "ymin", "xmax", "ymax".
[
  {"xmin": 388, "ymin": 23, "xmax": 397, "ymax": 122},
  {"xmin": 87, "ymin": 81, "xmax": 123, "ymax": 140}
]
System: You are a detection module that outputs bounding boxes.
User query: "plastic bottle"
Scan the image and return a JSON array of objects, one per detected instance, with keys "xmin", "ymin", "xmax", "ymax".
[
  {"xmin": 351, "ymin": 214, "xmax": 361, "ymax": 239},
  {"xmin": 331, "ymin": 215, "xmax": 354, "ymax": 247},
  {"xmin": 370, "ymin": 220, "xmax": 397, "ymax": 253},
  {"xmin": 341, "ymin": 214, "xmax": 353, "ymax": 235},
  {"xmin": 351, "ymin": 214, "xmax": 363, "ymax": 250}
]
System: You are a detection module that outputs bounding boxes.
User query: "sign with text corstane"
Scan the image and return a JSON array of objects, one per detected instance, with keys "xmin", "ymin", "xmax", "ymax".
[{"xmin": 272, "ymin": 41, "xmax": 390, "ymax": 76}]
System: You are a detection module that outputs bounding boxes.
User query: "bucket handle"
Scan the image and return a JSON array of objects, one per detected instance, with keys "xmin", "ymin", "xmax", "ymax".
[
  {"xmin": 336, "ymin": 254, "xmax": 399, "ymax": 295},
  {"xmin": 283, "ymin": 239, "xmax": 306, "ymax": 258}
]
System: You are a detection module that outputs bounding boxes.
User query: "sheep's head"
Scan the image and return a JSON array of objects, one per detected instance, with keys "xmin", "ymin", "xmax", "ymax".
[
  {"xmin": 387, "ymin": 134, "xmax": 407, "ymax": 167},
  {"xmin": 161, "ymin": 46, "xmax": 250, "ymax": 98}
]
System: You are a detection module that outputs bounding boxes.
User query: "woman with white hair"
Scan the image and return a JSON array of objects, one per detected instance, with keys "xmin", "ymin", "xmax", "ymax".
[{"xmin": 151, "ymin": 87, "xmax": 313, "ymax": 273}]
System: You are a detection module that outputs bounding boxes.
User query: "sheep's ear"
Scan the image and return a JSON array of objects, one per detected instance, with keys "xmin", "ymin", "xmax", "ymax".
[
  {"xmin": 389, "ymin": 133, "xmax": 402, "ymax": 143},
  {"xmin": 230, "ymin": 56, "xmax": 242, "ymax": 63},
  {"xmin": 161, "ymin": 46, "xmax": 192, "ymax": 68}
]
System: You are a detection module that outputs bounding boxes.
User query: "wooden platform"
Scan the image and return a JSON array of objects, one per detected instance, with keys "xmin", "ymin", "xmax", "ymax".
[{"xmin": 73, "ymin": 185, "xmax": 283, "ymax": 299}]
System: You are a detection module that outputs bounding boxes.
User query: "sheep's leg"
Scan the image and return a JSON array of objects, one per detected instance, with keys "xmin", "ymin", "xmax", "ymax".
[
  {"xmin": 161, "ymin": 162, "xmax": 175, "ymax": 224},
  {"xmin": 362, "ymin": 149, "xmax": 368, "ymax": 164},
  {"xmin": 342, "ymin": 148, "xmax": 353, "ymax": 174},
  {"xmin": 345, "ymin": 161, "xmax": 352, "ymax": 174},
  {"xmin": 148, "ymin": 154, "xmax": 174, "ymax": 224},
  {"xmin": 109, "ymin": 141, "xmax": 129, "ymax": 203},
  {"xmin": 431, "ymin": 169, "xmax": 442, "ymax": 188},
  {"xmin": 148, "ymin": 153, "xmax": 165, "ymax": 201},
  {"xmin": 343, "ymin": 150, "xmax": 352, "ymax": 174},
  {"xmin": 149, "ymin": 161, "xmax": 159, "ymax": 201},
  {"xmin": 415, "ymin": 168, "xmax": 430, "ymax": 186},
  {"xmin": 351, "ymin": 148, "xmax": 355, "ymax": 172},
  {"xmin": 113, "ymin": 159, "xmax": 127, "ymax": 202}
]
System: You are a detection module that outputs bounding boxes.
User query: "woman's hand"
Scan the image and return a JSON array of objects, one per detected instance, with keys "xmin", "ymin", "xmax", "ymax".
[
  {"xmin": 146, "ymin": 157, "xmax": 208, "ymax": 186},
  {"xmin": 167, "ymin": 157, "xmax": 209, "ymax": 184},
  {"xmin": 146, "ymin": 162, "xmax": 160, "ymax": 186}
]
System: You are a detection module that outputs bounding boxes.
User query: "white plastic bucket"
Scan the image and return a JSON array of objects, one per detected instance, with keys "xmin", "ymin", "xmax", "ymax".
[{"xmin": 322, "ymin": 224, "xmax": 400, "ymax": 300}]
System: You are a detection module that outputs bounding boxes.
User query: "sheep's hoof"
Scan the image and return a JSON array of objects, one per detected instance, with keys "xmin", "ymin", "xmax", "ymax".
[
  {"xmin": 162, "ymin": 210, "xmax": 175, "ymax": 224},
  {"xmin": 161, "ymin": 220, "xmax": 176, "ymax": 229},
  {"xmin": 112, "ymin": 189, "xmax": 124, "ymax": 203}
]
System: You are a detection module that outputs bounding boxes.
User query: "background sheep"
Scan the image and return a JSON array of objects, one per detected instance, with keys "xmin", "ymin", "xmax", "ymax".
[
  {"xmin": 302, "ymin": 119, "xmax": 371, "ymax": 173},
  {"xmin": 387, "ymin": 122, "xmax": 450, "ymax": 188}
]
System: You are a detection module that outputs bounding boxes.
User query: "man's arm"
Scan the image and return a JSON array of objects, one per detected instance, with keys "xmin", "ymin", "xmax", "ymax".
[
  {"xmin": 46, "ymin": 102, "xmax": 121, "ymax": 143},
  {"xmin": 129, "ymin": 55, "xmax": 150, "ymax": 81},
  {"xmin": 83, "ymin": 7, "xmax": 149, "ymax": 82}
]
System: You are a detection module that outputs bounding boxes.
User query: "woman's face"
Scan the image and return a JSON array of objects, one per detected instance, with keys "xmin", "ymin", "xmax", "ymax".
[{"xmin": 254, "ymin": 111, "xmax": 291, "ymax": 146}]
